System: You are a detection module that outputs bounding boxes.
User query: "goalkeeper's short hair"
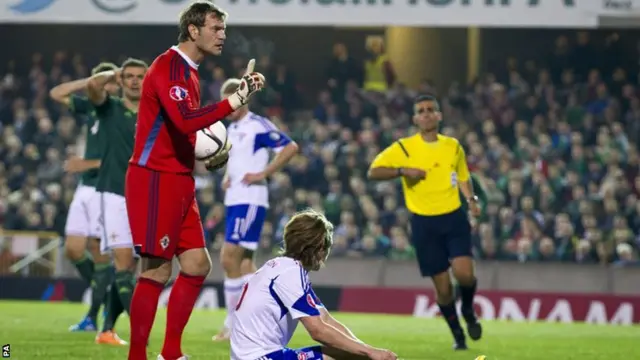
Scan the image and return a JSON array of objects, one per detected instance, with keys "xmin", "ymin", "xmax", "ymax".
[
  {"xmin": 91, "ymin": 62, "xmax": 118, "ymax": 75},
  {"xmin": 178, "ymin": 1, "xmax": 228, "ymax": 43},
  {"xmin": 220, "ymin": 78, "xmax": 241, "ymax": 98}
]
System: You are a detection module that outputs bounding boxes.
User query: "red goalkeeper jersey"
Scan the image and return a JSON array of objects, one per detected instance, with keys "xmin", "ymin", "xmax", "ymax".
[{"xmin": 130, "ymin": 46, "xmax": 234, "ymax": 174}]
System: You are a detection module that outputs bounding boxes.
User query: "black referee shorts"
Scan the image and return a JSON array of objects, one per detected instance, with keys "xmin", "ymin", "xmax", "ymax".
[{"xmin": 409, "ymin": 207, "xmax": 472, "ymax": 277}]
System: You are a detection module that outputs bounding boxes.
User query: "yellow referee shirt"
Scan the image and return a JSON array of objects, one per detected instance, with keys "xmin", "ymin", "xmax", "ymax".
[{"xmin": 370, "ymin": 133, "xmax": 470, "ymax": 216}]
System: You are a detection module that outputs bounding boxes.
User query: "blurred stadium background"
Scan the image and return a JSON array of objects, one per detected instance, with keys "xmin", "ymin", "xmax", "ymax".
[{"xmin": 1, "ymin": 0, "xmax": 640, "ymax": 359}]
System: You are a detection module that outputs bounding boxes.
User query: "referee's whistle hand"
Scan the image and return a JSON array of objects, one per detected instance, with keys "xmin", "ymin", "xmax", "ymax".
[{"xmin": 402, "ymin": 168, "xmax": 426, "ymax": 180}]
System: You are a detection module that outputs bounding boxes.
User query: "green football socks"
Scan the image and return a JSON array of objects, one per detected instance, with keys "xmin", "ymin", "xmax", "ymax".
[
  {"xmin": 102, "ymin": 278, "xmax": 125, "ymax": 332},
  {"xmin": 72, "ymin": 251, "xmax": 94, "ymax": 284},
  {"xmin": 87, "ymin": 263, "xmax": 113, "ymax": 320},
  {"xmin": 115, "ymin": 270, "xmax": 135, "ymax": 314}
]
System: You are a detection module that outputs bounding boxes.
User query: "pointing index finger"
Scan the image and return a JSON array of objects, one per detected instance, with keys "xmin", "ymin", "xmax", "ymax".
[{"xmin": 244, "ymin": 59, "xmax": 255, "ymax": 75}]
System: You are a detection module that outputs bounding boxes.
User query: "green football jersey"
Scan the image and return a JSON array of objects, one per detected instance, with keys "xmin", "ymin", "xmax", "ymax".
[
  {"xmin": 94, "ymin": 96, "xmax": 137, "ymax": 196},
  {"xmin": 69, "ymin": 95, "xmax": 104, "ymax": 187}
]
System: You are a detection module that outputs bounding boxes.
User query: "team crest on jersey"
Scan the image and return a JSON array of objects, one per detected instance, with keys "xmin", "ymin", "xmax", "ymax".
[
  {"xmin": 297, "ymin": 352, "xmax": 308, "ymax": 360},
  {"xmin": 159, "ymin": 235, "xmax": 170, "ymax": 250},
  {"xmin": 306, "ymin": 293, "xmax": 317, "ymax": 308},
  {"xmin": 269, "ymin": 131, "xmax": 281, "ymax": 141},
  {"xmin": 169, "ymin": 85, "xmax": 188, "ymax": 101}
]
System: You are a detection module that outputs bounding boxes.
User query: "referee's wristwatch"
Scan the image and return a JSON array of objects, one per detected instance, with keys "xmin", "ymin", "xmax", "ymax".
[
  {"xmin": 397, "ymin": 168, "xmax": 404, "ymax": 177},
  {"xmin": 467, "ymin": 195, "xmax": 479, "ymax": 203}
]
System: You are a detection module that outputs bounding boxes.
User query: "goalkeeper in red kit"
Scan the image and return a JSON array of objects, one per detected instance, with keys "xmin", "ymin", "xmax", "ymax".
[{"xmin": 124, "ymin": 2, "xmax": 265, "ymax": 359}]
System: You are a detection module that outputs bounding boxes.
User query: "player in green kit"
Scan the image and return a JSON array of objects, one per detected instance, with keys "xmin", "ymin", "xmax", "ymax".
[
  {"xmin": 85, "ymin": 58, "xmax": 148, "ymax": 346},
  {"xmin": 49, "ymin": 62, "xmax": 120, "ymax": 333}
]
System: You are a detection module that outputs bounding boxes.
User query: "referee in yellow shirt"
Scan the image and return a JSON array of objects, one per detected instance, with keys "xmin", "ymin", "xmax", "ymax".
[{"xmin": 367, "ymin": 95, "xmax": 482, "ymax": 351}]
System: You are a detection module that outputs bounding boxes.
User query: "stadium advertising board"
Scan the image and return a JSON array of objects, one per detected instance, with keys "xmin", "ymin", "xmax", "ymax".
[
  {"xmin": 2, "ymin": 0, "xmax": 639, "ymax": 27},
  {"xmin": 0, "ymin": 276, "xmax": 342, "ymax": 311},
  {"xmin": 1, "ymin": 277, "xmax": 639, "ymax": 324},
  {"xmin": 339, "ymin": 287, "xmax": 640, "ymax": 325}
]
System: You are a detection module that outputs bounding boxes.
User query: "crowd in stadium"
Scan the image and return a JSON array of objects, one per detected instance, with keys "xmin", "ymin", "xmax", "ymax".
[{"xmin": 1, "ymin": 31, "xmax": 639, "ymax": 266}]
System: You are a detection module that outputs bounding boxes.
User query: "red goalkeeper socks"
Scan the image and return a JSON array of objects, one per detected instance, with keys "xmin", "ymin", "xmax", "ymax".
[
  {"xmin": 161, "ymin": 272, "xmax": 205, "ymax": 360},
  {"xmin": 128, "ymin": 277, "xmax": 164, "ymax": 360}
]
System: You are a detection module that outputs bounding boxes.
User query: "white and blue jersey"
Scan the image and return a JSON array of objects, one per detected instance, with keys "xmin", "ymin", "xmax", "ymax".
[
  {"xmin": 230, "ymin": 257, "xmax": 324, "ymax": 360},
  {"xmin": 224, "ymin": 112, "xmax": 292, "ymax": 250}
]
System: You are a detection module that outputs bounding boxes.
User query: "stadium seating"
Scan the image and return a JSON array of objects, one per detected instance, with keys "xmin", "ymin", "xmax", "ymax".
[{"xmin": 0, "ymin": 31, "xmax": 639, "ymax": 268}]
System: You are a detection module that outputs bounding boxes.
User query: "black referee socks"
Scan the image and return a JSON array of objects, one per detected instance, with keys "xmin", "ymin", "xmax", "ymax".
[
  {"xmin": 459, "ymin": 279, "xmax": 477, "ymax": 312},
  {"xmin": 438, "ymin": 302, "xmax": 464, "ymax": 335}
]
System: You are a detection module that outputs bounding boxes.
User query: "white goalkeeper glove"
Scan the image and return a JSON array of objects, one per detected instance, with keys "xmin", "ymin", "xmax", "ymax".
[
  {"xmin": 227, "ymin": 59, "xmax": 265, "ymax": 110},
  {"xmin": 204, "ymin": 142, "xmax": 232, "ymax": 172}
]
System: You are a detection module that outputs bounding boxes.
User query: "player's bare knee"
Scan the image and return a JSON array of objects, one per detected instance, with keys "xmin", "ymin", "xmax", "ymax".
[
  {"xmin": 112, "ymin": 247, "xmax": 135, "ymax": 271},
  {"xmin": 179, "ymin": 248, "xmax": 212, "ymax": 277},
  {"xmin": 64, "ymin": 246, "xmax": 84, "ymax": 261},
  {"xmin": 221, "ymin": 252, "xmax": 240, "ymax": 271},
  {"xmin": 239, "ymin": 248, "xmax": 256, "ymax": 274},
  {"xmin": 454, "ymin": 272, "xmax": 475, "ymax": 286},
  {"xmin": 140, "ymin": 257, "xmax": 172, "ymax": 284},
  {"xmin": 220, "ymin": 243, "xmax": 243, "ymax": 274},
  {"xmin": 240, "ymin": 258, "xmax": 256, "ymax": 275},
  {"xmin": 88, "ymin": 238, "xmax": 111, "ymax": 264},
  {"xmin": 87, "ymin": 238, "xmax": 104, "ymax": 259},
  {"xmin": 64, "ymin": 236, "xmax": 87, "ymax": 260},
  {"xmin": 451, "ymin": 257, "xmax": 475, "ymax": 285}
]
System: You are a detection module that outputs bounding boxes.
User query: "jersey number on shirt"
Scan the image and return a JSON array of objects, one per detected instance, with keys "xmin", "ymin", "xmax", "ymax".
[{"xmin": 235, "ymin": 283, "xmax": 249, "ymax": 310}]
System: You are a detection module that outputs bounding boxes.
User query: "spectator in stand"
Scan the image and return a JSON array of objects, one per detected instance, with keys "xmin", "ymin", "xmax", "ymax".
[
  {"xmin": 326, "ymin": 43, "xmax": 362, "ymax": 97},
  {"xmin": 363, "ymin": 36, "xmax": 395, "ymax": 94},
  {"xmin": 1, "ymin": 30, "xmax": 639, "ymax": 270}
]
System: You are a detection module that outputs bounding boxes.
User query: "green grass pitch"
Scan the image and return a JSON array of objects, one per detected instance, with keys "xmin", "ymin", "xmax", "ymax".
[{"xmin": 0, "ymin": 301, "xmax": 638, "ymax": 359}]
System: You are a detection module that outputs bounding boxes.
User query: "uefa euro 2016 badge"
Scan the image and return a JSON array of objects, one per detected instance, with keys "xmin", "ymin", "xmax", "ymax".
[{"xmin": 169, "ymin": 86, "xmax": 188, "ymax": 102}]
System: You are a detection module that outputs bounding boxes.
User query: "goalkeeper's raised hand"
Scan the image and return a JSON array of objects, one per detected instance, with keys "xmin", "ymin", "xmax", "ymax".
[{"xmin": 227, "ymin": 59, "xmax": 265, "ymax": 109}]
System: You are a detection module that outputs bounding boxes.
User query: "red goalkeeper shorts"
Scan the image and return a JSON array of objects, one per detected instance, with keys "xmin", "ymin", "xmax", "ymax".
[{"xmin": 125, "ymin": 164, "xmax": 205, "ymax": 260}]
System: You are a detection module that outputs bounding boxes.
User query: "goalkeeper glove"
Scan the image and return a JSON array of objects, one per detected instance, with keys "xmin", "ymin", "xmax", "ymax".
[
  {"xmin": 227, "ymin": 58, "xmax": 265, "ymax": 110},
  {"xmin": 204, "ymin": 142, "xmax": 232, "ymax": 171}
]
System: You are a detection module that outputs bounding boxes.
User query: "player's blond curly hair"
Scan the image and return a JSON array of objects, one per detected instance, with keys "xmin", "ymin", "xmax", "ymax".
[{"xmin": 280, "ymin": 209, "xmax": 334, "ymax": 271}]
